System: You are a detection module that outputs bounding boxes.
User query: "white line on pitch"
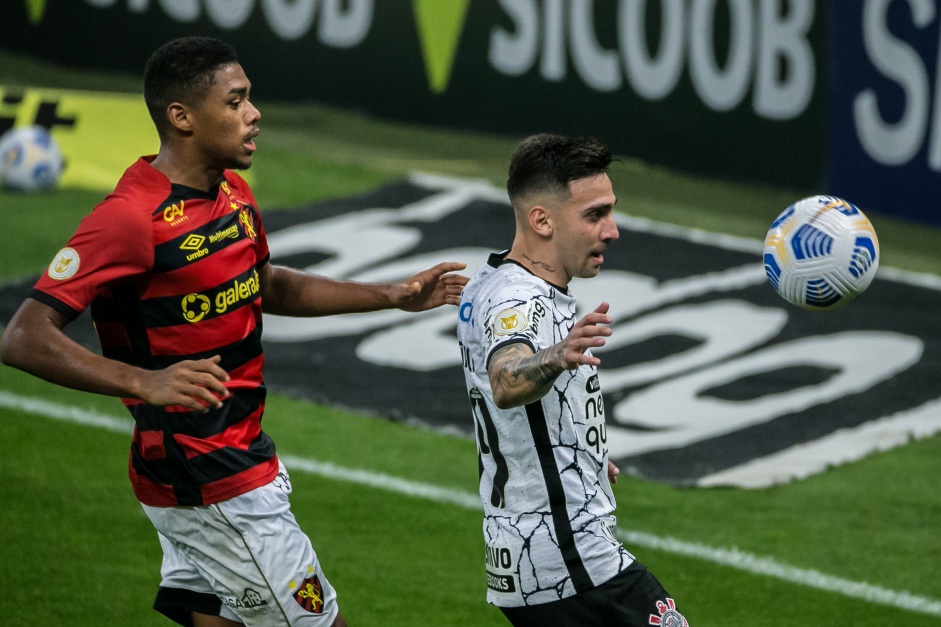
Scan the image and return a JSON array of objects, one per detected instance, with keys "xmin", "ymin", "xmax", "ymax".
[{"xmin": 2, "ymin": 389, "xmax": 939, "ymax": 617}]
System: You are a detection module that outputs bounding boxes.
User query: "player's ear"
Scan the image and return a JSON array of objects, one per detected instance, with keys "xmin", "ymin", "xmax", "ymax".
[
  {"xmin": 529, "ymin": 204, "xmax": 552, "ymax": 237},
  {"xmin": 165, "ymin": 102, "xmax": 194, "ymax": 133}
]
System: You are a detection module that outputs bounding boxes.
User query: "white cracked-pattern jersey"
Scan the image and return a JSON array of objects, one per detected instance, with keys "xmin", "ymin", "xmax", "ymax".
[{"xmin": 457, "ymin": 251, "xmax": 634, "ymax": 607}]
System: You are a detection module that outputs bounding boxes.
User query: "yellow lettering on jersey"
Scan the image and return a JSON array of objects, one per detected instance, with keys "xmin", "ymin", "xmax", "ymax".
[
  {"xmin": 163, "ymin": 201, "xmax": 187, "ymax": 225},
  {"xmin": 214, "ymin": 269, "xmax": 261, "ymax": 315}
]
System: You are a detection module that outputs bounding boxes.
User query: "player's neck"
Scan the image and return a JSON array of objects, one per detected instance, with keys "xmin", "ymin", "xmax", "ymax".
[
  {"xmin": 506, "ymin": 240, "xmax": 569, "ymax": 288},
  {"xmin": 150, "ymin": 149, "xmax": 224, "ymax": 192}
]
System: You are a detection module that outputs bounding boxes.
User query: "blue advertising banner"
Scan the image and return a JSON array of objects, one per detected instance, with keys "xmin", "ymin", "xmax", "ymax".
[{"xmin": 828, "ymin": 0, "xmax": 941, "ymax": 225}]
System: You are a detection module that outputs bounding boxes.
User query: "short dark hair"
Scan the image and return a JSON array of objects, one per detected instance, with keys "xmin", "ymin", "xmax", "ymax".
[
  {"xmin": 506, "ymin": 134, "xmax": 613, "ymax": 204},
  {"xmin": 143, "ymin": 37, "xmax": 239, "ymax": 136}
]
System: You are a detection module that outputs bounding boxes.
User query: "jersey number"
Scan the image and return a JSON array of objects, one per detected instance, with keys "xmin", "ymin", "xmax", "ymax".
[{"xmin": 470, "ymin": 388, "xmax": 509, "ymax": 509}]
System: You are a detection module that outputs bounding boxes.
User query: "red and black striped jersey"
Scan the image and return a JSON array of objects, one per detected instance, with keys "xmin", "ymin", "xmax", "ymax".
[{"xmin": 32, "ymin": 157, "xmax": 278, "ymax": 507}]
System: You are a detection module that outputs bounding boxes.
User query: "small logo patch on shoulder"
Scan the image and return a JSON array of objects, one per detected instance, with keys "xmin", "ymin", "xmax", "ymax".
[
  {"xmin": 493, "ymin": 307, "xmax": 528, "ymax": 336},
  {"xmin": 47, "ymin": 247, "xmax": 79, "ymax": 280}
]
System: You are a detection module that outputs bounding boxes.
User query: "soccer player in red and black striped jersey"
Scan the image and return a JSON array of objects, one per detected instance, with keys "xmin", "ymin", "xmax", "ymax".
[{"xmin": 0, "ymin": 37, "xmax": 466, "ymax": 627}]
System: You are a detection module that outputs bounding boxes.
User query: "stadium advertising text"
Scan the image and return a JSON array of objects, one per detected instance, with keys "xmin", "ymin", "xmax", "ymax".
[
  {"xmin": 73, "ymin": 0, "xmax": 816, "ymax": 121},
  {"xmin": 489, "ymin": 0, "xmax": 815, "ymax": 119},
  {"xmin": 850, "ymin": 0, "xmax": 941, "ymax": 171},
  {"xmin": 7, "ymin": 0, "xmax": 939, "ymax": 221},
  {"xmin": 828, "ymin": 0, "xmax": 941, "ymax": 224},
  {"xmin": 81, "ymin": 0, "xmax": 372, "ymax": 46}
]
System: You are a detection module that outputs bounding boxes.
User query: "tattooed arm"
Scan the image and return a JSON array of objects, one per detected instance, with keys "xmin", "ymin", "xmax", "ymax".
[{"xmin": 488, "ymin": 302, "xmax": 613, "ymax": 409}]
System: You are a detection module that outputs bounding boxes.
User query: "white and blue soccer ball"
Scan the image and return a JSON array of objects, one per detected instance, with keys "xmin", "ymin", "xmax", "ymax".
[
  {"xmin": 0, "ymin": 125, "xmax": 64, "ymax": 192},
  {"xmin": 763, "ymin": 195, "xmax": 880, "ymax": 311}
]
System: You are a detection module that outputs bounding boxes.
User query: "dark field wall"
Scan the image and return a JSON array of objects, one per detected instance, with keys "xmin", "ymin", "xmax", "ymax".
[{"xmin": 2, "ymin": 0, "xmax": 938, "ymax": 224}]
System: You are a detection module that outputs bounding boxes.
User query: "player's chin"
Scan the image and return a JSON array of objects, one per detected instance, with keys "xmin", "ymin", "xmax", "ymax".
[
  {"xmin": 578, "ymin": 264, "xmax": 602, "ymax": 279},
  {"xmin": 230, "ymin": 153, "xmax": 254, "ymax": 171}
]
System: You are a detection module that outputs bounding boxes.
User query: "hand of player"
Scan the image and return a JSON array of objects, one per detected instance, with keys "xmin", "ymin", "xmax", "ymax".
[
  {"xmin": 553, "ymin": 302, "xmax": 613, "ymax": 370},
  {"xmin": 608, "ymin": 460, "xmax": 620, "ymax": 484},
  {"xmin": 137, "ymin": 355, "xmax": 231, "ymax": 412},
  {"xmin": 390, "ymin": 261, "xmax": 468, "ymax": 312}
]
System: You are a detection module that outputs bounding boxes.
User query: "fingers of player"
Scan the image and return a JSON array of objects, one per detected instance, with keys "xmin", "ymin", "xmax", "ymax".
[
  {"xmin": 580, "ymin": 302, "xmax": 612, "ymax": 325},
  {"xmin": 443, "ymin": 282, "xmax": 465, "ymax": 305},
  {"xmin": 408, "ymin": 262, "xmax": 458, "ymax": 285},
  {"xmin": 608, "ymin": 460, "xmax": 620, "ymax": 484},
  {"xmin": 574, "ymin": 308, "xmax": 613, "ymax": 333},
  {"xmin": 567, "ymin": 325, "xmax": 611, "ymax": 350},
  {"xmin": 190, "ymin": 373, "xmax": 230, "ymax": 402},
  {"xmin": 576, "ymin": 323, "xmax": 612, "ymax": 340},
  {"xmin": 176, "ymin": 390, "xmax": 217, "ymax": 413},
  {"xmin": 196, "ymin": 355, "xmax": 231, "ymax": 383},
  {"xmin": 577, "ymin": 311, "xmax": 613, "ymax": 328},
  {"xmin": 562, "ymin": 347, "xmax": 601, "ymax": 368},
  {"xmin": 430, "ymin": 261, "xmax": 467, "ymax": 276},
  {"xmin": 443, "ymin": 272, "xmax": 469, "ymax": 287},
  {"xmin": 190, "ymin": 359, "xmax": 231, "ymax": 397}
]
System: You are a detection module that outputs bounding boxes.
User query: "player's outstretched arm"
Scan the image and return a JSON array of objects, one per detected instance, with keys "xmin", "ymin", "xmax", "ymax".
[
  {"xmin": 488, "ymin": 302, "xmax": 612, "ymax": 409},
  {"xmin": 0, "ymin": 299, "xmax": 230, "ymax": 412},
  {"xmin": 259, "ymin": 261, "xmax": 468, "ymax": 317}
]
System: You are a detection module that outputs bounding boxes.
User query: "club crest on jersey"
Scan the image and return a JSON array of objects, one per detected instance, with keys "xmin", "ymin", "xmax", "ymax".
[
  {"xmin": 291, "ymin": 571, "xmax": 324, "ymax": 614},
  {"xmin": 47, "ymin": 247, "xmax": 79, "ymax": 280},
  {"xmin": 649, "ymin": 598, "xmax": 688, "ymax": 627},
  {"xmin": 238, "ymin": 206, "xmax": 257, "ymax": 241},
  {"xmin": 493, "ymin": 307, "xmax": 528, "ymax": 336}
]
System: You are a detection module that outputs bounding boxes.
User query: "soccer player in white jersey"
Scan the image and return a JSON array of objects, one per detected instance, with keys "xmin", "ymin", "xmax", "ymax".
[{"xmin": 457, "ymin": 134, "xmax": 690, "ymax": 626}]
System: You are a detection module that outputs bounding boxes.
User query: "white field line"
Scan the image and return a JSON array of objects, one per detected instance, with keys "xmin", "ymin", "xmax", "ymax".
[{"xmin": 2, "ymin": 390, "xmax": 940, "ymax": 617}]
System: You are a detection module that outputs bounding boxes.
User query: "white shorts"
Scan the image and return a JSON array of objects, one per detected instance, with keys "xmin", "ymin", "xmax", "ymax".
[{"xmin": 142, "ymin": 462, "xmax": 339, "ymax": 626}]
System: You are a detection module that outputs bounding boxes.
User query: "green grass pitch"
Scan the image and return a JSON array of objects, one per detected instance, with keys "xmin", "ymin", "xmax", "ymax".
[{"xmin": 2, "ymin": 50, "xmax": 941, "ymax": 626}]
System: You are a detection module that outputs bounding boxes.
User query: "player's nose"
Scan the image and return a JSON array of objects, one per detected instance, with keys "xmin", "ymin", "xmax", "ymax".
[{"xmin": 603, "ymin": 214, "xmax": 619, "ymax": 241}]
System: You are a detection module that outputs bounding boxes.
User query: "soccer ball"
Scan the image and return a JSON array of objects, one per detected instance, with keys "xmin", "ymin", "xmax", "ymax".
[
  {"xmin": 0, "ymin": 125, "xmax": 64, "ymax": 192},
  {"xmin": 763, "ymin": 195, "xmax": 879, "ymax": 311}
]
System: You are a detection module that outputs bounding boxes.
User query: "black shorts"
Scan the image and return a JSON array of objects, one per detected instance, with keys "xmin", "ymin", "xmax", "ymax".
[{"xmin": 499, "ymin": 562, "xmax": 689, "ymax": 627}]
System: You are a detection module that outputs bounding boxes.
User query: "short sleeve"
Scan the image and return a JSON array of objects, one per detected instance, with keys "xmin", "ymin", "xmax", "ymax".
[
  {"xmin": 32, "ymin": 198, "xmax": 153, "ymax": 316},
  {"xmin": 481, "ymin": 291, "xmax": 552, "ymax": 369}
]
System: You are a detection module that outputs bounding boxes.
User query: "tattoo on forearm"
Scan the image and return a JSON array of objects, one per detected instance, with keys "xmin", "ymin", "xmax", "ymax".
[
  {"xmin": 490, "ymin": 343, "xmax": 562, "ymax": 403},
  {"xmin": 522, "ymin": 253, "xmax": 555, "ymax": 272}
]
